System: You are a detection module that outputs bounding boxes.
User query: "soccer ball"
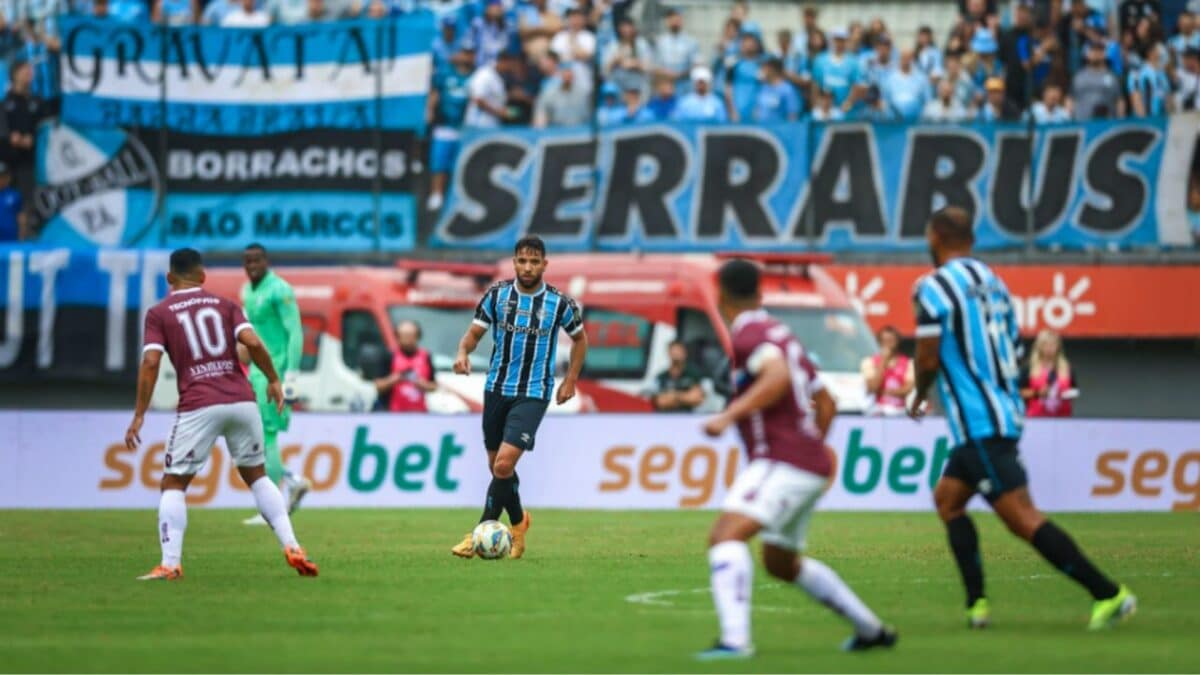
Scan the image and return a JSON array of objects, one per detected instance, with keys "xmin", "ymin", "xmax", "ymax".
[{"xmin": 472, "ymin": 520, "xmax": 512, "ymax": 559}]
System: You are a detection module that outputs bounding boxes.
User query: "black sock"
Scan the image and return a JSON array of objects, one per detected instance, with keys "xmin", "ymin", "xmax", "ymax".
[
  {"xmin": 506, "ymin": 472, "xmax": 525, "ymax": 526},
  {"xmin": 479, "ymin": 476, "xmax": 511, "ymax": 523},
  {"xmin": 1031, "ymin": 521, "xmax": 1119, "ymax": 600},
  {"xmin": 946, "ymin": 515, "xmax": 986, "ymax": 607}
]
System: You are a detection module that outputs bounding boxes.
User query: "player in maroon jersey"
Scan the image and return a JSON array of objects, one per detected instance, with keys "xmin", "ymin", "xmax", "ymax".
[
  {"xmin": 695, "ymin": 259, "xmax": 896, "ymax": 660},
  {"xmin": 125, "ymin": 248, "xmax": 318, "ymax": 581}
]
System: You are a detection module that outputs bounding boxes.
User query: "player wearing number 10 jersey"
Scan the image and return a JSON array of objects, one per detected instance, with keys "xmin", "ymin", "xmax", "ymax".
[
  {"xmin": 911, "ymin": 207, "xmax": 1133, "ymax": 630},
  {"xmin": 124, "ymin": 248, "xmax": 318, "ymax": 581}
]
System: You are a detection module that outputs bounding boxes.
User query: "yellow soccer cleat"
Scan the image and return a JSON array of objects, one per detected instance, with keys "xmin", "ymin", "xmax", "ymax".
[
  {"xmin": 967, "ymin": 598, "xmax": 991, "ymax": 629},
  {"xmin": 1089, "ymin": 585, "xmax": 1136, "ymax": 630},
  {"xmin": 509, "ymin": 511, "xmax": 532, "ymax": 559},
  {"xmin": 451, "ymin": 532, "xmax": 476, "ymax": 558},
  {"xmin": 137, "ymin": 564, "xmax": 182, "ymax": 581}
]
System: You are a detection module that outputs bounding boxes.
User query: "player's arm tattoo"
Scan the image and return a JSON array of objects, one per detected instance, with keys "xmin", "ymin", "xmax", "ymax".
[
  {"xmin": 912, "ymin": 336, "xmax": 941, "ymax": 401},
  {"xmin": 132, "ymin": 350, "xmax": 163, "ymax": 418}
]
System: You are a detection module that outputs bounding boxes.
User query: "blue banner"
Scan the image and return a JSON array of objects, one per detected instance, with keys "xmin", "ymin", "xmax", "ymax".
[
  {"xmin": 433, "ymin": 117, "xmax": 1192, "ymax": 251},
  {"xmin": 59, "ymin": 16, "xmax": 434, "ymax": 135},
  {"xmin": 33, "ymin": 122, "xmax": 417, "ymax": 252}
]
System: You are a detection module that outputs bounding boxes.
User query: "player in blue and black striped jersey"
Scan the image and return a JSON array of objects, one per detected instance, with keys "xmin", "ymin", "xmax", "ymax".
[
  {"xmin": 910, "ymin": 207, "xmax": 1135, "ymax": 631},
  {"xmin": 449, "ymin": 235, "xmax": 588, "ymax": 560}
]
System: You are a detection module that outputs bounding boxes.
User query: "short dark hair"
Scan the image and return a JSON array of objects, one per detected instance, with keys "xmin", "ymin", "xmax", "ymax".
[
  {"xmin": 244, "ymin": 242, "xmax": 267, "ymax": 256},
  {"xmin": 514, "ymin": 235, "xmax": 546, "ymax": 258},
  {"xmin": 170, "ymin": 248, "xmax": 204, "ymax": 277},
  {"xmin": 878, "ymin": 324, "xmax": 900, "ymax": 340},
  {"xmin": 718, "ymin": 258, "xmax": 760, "ymax": 301},
  {"xmin": 929, "ymin": 206, "xmax": 975, "ymax": 244},
  {"xmin": 668, "ymin": 339, "xmax": 687, "ymax": 351}
]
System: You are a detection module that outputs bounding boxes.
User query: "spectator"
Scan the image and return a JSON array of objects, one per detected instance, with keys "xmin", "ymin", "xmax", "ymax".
[
  {"xmin": 221, "ymin": 0, "xmax": 270, "ymax": 27},
  {"xmin": 518, "ymin": 0, "xmax": 561, "ymax": 61},
  {"xmin": 886, "ymin": 49, "xmax": 933, "ymax": 120},
  {"xmin": 752, "ymin": 57, "xmax": 801, "ymax": 122},
  {"xmin": 154, "ymin": 0, "xmax": 196, "ymax": 24},
  {"xmin": 951, "ymin": 0, "xmax": 998, "ymax": 44},
  {"xmin": 865, "ymin": 18, "xmax": 891, "ymax": 50},
  {"xmin": 860, "ymin": 34, "xmax": 896, "ymax": 90},
  {"xmin": 810, "ymin": 87, "xmax": 845, "ymax": 121},
  {"xmin": 465, "ymin": 49, "xmax": 516, "ymax": 128},
  {"xmin": 806, "ymin": 28, "xmax": 828, "ymax": 61},
  {"xmin": 432, "ymin": 16, "xmax": 461, "ymax": 78},
  {"xmin": 533, "ymin": 59, "xmax": 592, "ymax": 127},
  {"xmin": 712, "ymin": 18, "xmax": 744, "ymax": 87},
  {"xmin": 1059, "ymin": 0, "xmax": 1108, "ymax": 77},
  {"xmin": 653, "ymin": 7, "xmax": 700, "ymax": 92},
  {"xmin": 597, "ymin": 82, "xmax": 625, "ymax": 126},
  {"xmin": 648, "ymin": 341, "xmax": 706, "ymax": 413},
  {"xmin": 1189, "ymin": 173, "xmax": 1200, "ymax": 244},
  {"xmin": 1128, "ymin": 45, "xmax": 1171, "ymax": 116},
  {"xmin": 425, "ymin": 44, "xmax": 474, "ymax": 212},
  {"xmin": 922, "ymin": 77, "xmax": 970, "ymax": 121},
  {"xmin": 812, "ymin": 28, "xmax": 861, "ymax": 110},
  {"xmin": 202, "ymin": 0, "xmax": 239, "ymax": 23},
  {"xmin": 847, "ymin": 21, "xmax": 866, "ymax": 54},
  {"xmin": 1175, "ymin": 47, "xmax": 1200, "ymax": 111},
  {"xmin": 1072, "ymin": 41, "xmax": 1125, "ymax": 118},
  {"xmin": 644, "ymin": 75, "xmax": 677, "ymax": 121},
  {"xmin": 303, "ymin": 0, "xmax": 335, "ymax": 21},
  {"xmin": 90, "ymin": 0, "xmax": 149, "ymax": 22},
  {"xmin": 860, "ymin": 326, "xmax": 912, "ymax": 416},
  {"xmin": 364, "ymin": 0, "xmax": 389, "ymax": 19},
  {"xmin": 1030, "ymin": 82, "xmax": 1073, "ymax": 121},
  {"xmin": 471, "ymin": 0, "xmax": 517, "ymax": 67},
  {"xmin": 603, "ymin": 16, "xmax": 651, "ymax": 96},
  {"xmin": 1000, "ymin": 3, "xmax": 1036, "ymax": 109},
  {"xmin": 776, "ymin": 29, "xmax": 810, "ymax": 90},
  {"xmin": 915, "ymin": 25, "xmax": 945, "ymax": 79},
  {"xmin": 794, "ymin": 6, "xmax": 821, "ymax": 55},
  {"xmin": 270, "ymin": 0, "xmax": 308, "ymax": 24},
  {"xmin": 614, "ymin": 85, "xmax": 654, "ymax": 124},
  {"xmin": 1117, "ymin": 0, "xmax": 1160, "ymax": 34},
  {"xmin": 0, "ymin": 161, "xmax": 25, "ymax": 242},
  {"xmin": 1169, "ymin": 12, "xmax": 1200, "ymax": 62},
  {"xmin": 978, "ymin": 76, "xmax": 1022, "ymax": 120},
  {"xmin": 725, "ymin": 31, "xmax": 763, "ymax": 122},
  {"xmin": 943, "ymin": 53, "xmax": 979, "ymax": 108},
  {"xmin": 1022, "ymin": 329, "xmax": 1075, "ymax": 418},
  {"xmin": 1130, "ymin": 16, "xmax": 1168, "ymax": 68},
  {"xmin": 969, "ymin": 29, "xmax": 1004, "ymax": 90},
  {"xmin": 2, "ymin": 61, "xmax": 43, "ymax": 217},
  {"xmin": 375, "ymin": 320, "xmax": 437, "ymax": 413},
  {"xmin": 673, "ymin": 66, "xmax": 727, "ymax": 122},
  {"xmin": 550, "ymin": 8, "xmax": 596, "ymax": 73}
]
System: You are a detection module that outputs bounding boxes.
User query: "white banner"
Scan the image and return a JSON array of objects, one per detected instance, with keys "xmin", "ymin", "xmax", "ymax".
[{"xmin": 1, "ymin": 412, "xmax": 1197, "ymax": 511}]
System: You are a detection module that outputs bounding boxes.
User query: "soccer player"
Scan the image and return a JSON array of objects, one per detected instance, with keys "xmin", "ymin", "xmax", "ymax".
[
  {"xmin": 126, "ymin": 248, "xmax": 318, "ymax": 580},
  {"xmin": 240, "ymin": 244, "xmax": 312, "ymax": 525},
  {"xmin": 449, "ymin": 236, "xmax": 588, "ymax": 559},
  {"xmin": 910, "ymin": 206, "xmax": 1135, "ymax": 630},
  {"xmin": 697, "ymin": 259, "xmax": 896, "ymax": 660}
]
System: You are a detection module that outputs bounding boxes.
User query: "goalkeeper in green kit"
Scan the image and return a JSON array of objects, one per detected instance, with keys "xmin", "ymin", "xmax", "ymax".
[{"xmin": 240, "ymin": 244, "xmax": 312, "ymax": 525}]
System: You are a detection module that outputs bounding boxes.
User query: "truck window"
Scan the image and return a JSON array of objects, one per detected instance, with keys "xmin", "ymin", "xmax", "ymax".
[
  {"xmin": 341, "ymin": 310, "xmax": 385, "ymax": 373},
  {"xmin": 300, "ymin": 315, "xmax": 325, "ymax": 372},
  {"xmin": 677, "ymin": 307, "xmax": 731, "ymax": 396},
  {"xmin": 579, "ymin": 307, "xmax": 652, "ymax": 380}
]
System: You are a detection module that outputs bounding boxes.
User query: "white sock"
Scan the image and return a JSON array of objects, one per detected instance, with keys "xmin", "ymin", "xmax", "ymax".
[
  {"xmin": 158, "ymin": 489, "xmax": 187, "ymax": 567},
  {"xmin": 250, "ymin": 476, "xmax": 299, "ymax": 548},
  {"xmin": 796, "ymin": 557, "xmax": 883, "ymax": 638},
  {"xmin": 708, "ymin": 541, "xmax": 753, "ymax": 649}
]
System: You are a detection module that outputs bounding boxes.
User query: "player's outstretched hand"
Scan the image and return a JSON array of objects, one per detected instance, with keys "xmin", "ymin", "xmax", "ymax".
[
  {"xmin": 556, "ymin": 378, "xmax": 576, "ymax": 405},
  {"xmin": 702, "ymin": 414, "xmax": 731, "ymax": 438},
  {"xmin": 267, "ymin": 381, "xmax": 286, "ymax": 414},
  {"xmin": 125, "ymin": 415, "xmax": 144, "ymax": 450},
  {"xmin": 453, "ymin": 352, "xmax": 471, "ymax": 375}
]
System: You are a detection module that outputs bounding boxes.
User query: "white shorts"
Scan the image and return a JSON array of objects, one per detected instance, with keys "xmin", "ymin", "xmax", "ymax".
[
  {"xmin": 164, "ymin": 401, "xmax": 265, "ymax": 475},
  {"xmin": 721, "ymin": 459, "xmax": 829, "ymax": 552}
]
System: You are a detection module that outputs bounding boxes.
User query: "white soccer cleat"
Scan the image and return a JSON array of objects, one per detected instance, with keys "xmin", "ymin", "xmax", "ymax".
[
  {"xmin": 286, "ymin": 476, "xmax": 312, "ymax": 514},
  {"xmin": 242, "ymin": 513, "xmax": 268, "ymax": 526}
]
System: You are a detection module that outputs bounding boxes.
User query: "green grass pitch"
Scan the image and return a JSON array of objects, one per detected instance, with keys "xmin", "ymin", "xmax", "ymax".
[{"xmin": 0, "ymin": 509, "xmax": 1196, "ymax": 673}]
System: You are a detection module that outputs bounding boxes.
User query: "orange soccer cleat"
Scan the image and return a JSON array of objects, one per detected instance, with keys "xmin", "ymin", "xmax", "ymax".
[
  {"xmin": 137, "ymin": 565, "xmax": 182, "ymax": 581},
  {"xmin": 284, "ymin": 546, "xmax": 319, "ymax": 577},
  {"xmin": 509, "ymin": 511, "xmax": 532, "ymax": 559}
]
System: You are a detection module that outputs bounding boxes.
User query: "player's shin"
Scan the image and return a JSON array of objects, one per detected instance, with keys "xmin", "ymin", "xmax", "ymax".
[
  {"xmin": 796, "ymin": 557, "xmax": 884, "ymax": 639},
  {"xmin": 158, "ymin": 489, "xmax": 187, "ymax": 567},
  {"xmin": 946, "ymin": 514, "xmax": 986, "ymax": 606},
  {"xmin": 479, "ymin": 477, "xmax": 511, "ymax": 523},
  {"xmin": 249, "ymin": 476, "xmax": 299, "ymax": 548},
  {"xmin": 506, "ymin": 472, "xmax": 524, "ymax": 525},
  {"xmin": 1031, "ymin": 521, "xmax": 1120, "ymax": 600},
  {"xmin": 708, "ymin": 540, "xmax": 753, "ymax": 649}
]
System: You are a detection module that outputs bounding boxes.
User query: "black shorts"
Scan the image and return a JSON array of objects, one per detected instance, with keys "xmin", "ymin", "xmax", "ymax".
[
  {"xmin": 943, "ymin": 437, "xmax": 1029, "ymax": 504},
  {"xmin": 482, "ymin": 391, "xmax": 550, "ymax": 453}
]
